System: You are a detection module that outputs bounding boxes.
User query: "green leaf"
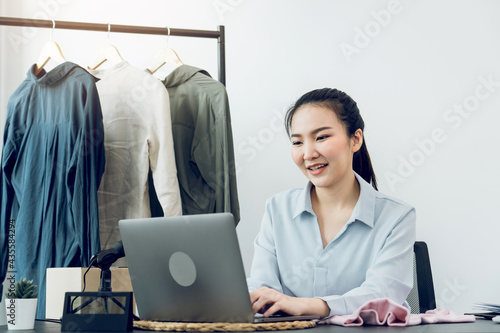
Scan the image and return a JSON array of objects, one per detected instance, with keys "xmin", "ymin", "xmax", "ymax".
[
  {"xmin": 10, "ymin": 277, "xmax": 38, "ymax": 298},
  {"xmin": 24, "ymin": 285, "xmax": 35, "ymax": 294}
]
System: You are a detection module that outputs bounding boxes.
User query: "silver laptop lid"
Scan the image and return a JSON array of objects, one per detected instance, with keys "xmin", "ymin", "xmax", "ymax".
[{"xmin": 119, "ymin": 213, "xmax": 255, "ymax": 323}]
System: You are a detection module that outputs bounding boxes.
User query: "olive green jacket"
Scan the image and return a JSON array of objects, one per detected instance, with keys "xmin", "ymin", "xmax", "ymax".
[{"xmin": 162, "ymin": 65, "xmax": 240, "ymax": 224}]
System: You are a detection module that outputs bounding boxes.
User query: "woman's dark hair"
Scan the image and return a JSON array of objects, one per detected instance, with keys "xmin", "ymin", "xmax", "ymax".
[{"xmin": 285, "ymin": 88, "xmax": 378, "ymax": 190}]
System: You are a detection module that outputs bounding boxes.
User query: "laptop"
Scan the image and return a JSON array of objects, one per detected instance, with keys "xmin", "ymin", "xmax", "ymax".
[{"xmin": 118, "ymin": 213, "xmax": 319, "ymax": 323}]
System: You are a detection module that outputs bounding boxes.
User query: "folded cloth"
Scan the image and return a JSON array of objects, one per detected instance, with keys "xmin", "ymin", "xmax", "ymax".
[
  {"xmin": 317, "ymin": 298, "xmax": 476, "ymax": 327},
  {"xmin": 411, "ymin": 308, "xmax": 476, "ymax": 325}
]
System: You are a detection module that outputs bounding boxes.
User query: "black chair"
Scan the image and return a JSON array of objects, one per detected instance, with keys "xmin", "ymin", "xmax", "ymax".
[{"xmin": 406, "ymin": 241, "xmax": 436, "ymax": 314}]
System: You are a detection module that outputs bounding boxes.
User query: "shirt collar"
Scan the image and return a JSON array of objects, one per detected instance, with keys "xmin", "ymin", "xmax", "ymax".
[
  {"xmin": 28, "ymin": 61, "xmax": 98, "ymax": 86},
  {"xmin": 88, "ymin": 60, "xmax": 128, "ymax": 78},
  {"xmin": 293, "ymin": 172, "xmax": 376, "ymax": 228},
  {"xmin": 162, "ymin": 64, "xmax": 211, "ymax": 88},
  {"xmin": 293, "ymin": 182, "xmax": 315, "ymax": 218},
  {"xmin": 350, "ymin": 172, "xmax": 376, "ymax": 228}
]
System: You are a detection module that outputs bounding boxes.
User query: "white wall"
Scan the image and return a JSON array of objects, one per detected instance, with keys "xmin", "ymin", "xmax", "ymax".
[{"xmin": 1, "ymin": 0, "xmax": 499, "ymax": 315}]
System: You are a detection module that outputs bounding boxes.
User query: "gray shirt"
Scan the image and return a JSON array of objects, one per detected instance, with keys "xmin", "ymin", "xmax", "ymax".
[{"xmin": 162, "ymin": 65, "xmax": 240, "ymax": 223}]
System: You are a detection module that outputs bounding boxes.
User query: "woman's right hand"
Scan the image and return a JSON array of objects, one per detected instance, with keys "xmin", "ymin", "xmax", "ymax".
[{"xmin": 250, "ymin": 287, "xmax": 330, "ymax": 318}]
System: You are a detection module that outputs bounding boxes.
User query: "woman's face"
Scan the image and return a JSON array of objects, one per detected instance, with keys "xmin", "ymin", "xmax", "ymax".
[{"xmin": 290, "ymin": 104, "xmax": 362, "ymax": 190}]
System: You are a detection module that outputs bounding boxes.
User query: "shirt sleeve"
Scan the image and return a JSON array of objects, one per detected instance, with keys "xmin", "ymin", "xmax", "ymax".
[
  {"xmin": 217, "ymin": 92, "xmax": 240, "ymax": 224},
  {"xmin": 0, "ymin": 119, "xmax": 18, "ymax": 302},
  {"xmin": 192, "ymin": 87, "xmax": 240, "ymax": 224},
  {"xmin": 67, "ymin": 82, "xmax": 105, "ymax": 266},
  {"xmin": 246, "ymin": 198, "xmax": 283, "ymax": 293},
  {"xmin": 148, "ymin": 79, "xmax": 182, "ymax": 217},
  {"xmin": 318, "ymin": 208, "xmax": 416, "ymax": 317}
]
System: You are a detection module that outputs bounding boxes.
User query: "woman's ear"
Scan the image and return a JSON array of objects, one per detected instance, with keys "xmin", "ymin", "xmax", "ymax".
[{"xmin": 351, "ymin": 129, "xmax": 363, "ymax": 153}]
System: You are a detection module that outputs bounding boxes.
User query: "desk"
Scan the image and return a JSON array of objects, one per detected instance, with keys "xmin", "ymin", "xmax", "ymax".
[{"xmin": 0, "ymin": 319, "xmax": 497, "ymax": 333}]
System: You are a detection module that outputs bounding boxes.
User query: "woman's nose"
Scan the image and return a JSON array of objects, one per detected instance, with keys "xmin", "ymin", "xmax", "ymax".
[{"xmin": 303, "ymin": 142, "xmax": 319, "ymax": 160}]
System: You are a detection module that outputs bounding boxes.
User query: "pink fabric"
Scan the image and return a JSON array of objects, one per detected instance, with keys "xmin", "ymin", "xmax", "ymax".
[{"xmin": 318, "ymin": 298, "xmax": 476, "ymax": 327}]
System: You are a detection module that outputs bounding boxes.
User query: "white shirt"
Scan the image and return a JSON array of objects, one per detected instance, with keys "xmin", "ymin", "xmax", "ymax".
[
  {"xmin": 247, "ymin": 172, "xmax": 416, "ymax": 317},
  {"xmin": 90, "ymin": 62, "xmax": 182, "ymax": 255}
]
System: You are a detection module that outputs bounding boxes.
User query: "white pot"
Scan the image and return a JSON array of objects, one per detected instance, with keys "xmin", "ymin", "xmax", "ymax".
[{"xmin": 4, "ymin": 298, "xmax": 38, "ymax": 330}]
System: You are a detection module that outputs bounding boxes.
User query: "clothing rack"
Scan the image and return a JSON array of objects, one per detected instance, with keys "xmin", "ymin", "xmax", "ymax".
[{"xmin": 0, "ymin": 16, "xmax": 226, "ymax": 85}]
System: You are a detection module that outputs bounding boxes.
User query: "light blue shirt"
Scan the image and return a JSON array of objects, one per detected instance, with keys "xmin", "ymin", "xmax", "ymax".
[{"xmin": 247, "ymin": 172, "xmax": 416, "ymax": 317}]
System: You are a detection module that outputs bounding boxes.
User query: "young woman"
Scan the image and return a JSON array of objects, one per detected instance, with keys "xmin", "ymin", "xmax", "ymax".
[{"xmin": 248, "ymin": 88, "xmax": 416, "ymax": 318}]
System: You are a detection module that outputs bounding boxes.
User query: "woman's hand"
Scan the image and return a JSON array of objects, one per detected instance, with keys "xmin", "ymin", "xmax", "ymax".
[{"xmin": 249, "ymin": 287, "xmax": 330, "ymax": 318}]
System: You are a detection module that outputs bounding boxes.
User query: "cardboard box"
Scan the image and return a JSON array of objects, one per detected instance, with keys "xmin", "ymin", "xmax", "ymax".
[{"xmin": 46, "ymin": 267, "xmax": 135, "ymax": 320}]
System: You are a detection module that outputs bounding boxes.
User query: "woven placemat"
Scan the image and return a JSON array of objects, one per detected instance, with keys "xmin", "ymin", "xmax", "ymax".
[{"xmin": 133, "ymin": 319, "xmax": 316, "ymax": 332}]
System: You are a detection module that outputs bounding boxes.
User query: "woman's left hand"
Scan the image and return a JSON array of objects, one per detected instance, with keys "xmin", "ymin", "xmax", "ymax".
[{"xmin": 249, "ymin": 287, "xmax": 330, "ymax": 318}]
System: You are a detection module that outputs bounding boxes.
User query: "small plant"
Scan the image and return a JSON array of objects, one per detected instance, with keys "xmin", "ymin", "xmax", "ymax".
[{"xmin": 5, "ymin": 278, "xmax": 38, "ymax": 299}]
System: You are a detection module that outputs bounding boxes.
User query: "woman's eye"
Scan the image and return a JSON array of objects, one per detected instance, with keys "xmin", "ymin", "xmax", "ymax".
[
  {"xmin": 317, "ymin": 135, "xmax": 329, "ymax": 141},
  {"xmin": 292, "ymin": 141, "xmax": 302, "ymax": 146}
]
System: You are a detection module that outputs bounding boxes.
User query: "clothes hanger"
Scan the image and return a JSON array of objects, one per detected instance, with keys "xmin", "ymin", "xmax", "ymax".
[
  {"xmin": 35, "ymin": 19, "xmax": 67, "ymax": 76},
  {"xmin": 87, "ymin": 23, "xmax": 124, "ymax": 70},
  {"xmin": 146, "ymin": 26, "xmax": 183, "ymax": 74}
]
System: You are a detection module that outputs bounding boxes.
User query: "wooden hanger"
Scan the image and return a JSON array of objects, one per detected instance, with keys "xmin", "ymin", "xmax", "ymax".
[
  {"xmin": 87, "ymin": 23, "xmax": 124, "ymax": 70},
  {"xmin": 35, "ymin": 19, "xmax": 66, "ymax": 76},
  {"xmin": 147, "ymin": 26, "xmax": 183, "ymax": 74}
]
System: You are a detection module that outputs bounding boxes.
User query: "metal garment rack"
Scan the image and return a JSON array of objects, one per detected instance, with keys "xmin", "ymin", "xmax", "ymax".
[{"xmin": 0, "ymin": 16, "xmax": 226, "ymax": 85}]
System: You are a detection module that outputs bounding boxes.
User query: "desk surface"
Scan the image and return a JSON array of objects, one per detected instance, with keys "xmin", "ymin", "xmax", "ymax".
[{"xmin": 0, "ymin": 319, "xmax": 497, "ymax": 333}]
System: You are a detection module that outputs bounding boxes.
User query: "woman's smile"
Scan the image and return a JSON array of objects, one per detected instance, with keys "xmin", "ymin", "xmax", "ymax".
[{"xmin": 307, "ymin": 163, "xmax": 328, "ymax": 175}]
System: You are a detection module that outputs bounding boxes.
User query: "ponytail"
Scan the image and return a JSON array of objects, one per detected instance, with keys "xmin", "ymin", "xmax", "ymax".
[
  {"xmin": 285, "ymin": 88, "xmax": 378, "ymax": 190},
  {"xmin": 353, "ymin": 139, "xmax": 378, "ymax": 190}
]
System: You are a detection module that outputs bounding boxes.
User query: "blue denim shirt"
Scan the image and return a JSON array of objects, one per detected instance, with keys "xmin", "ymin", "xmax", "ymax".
[
  {"xmin": 0, "ymin": 62, "xmax": 105, "ymax": 318},
  {"xmin": 247, "ymin": 172, "xmax": 416, "ymax": 317}
]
